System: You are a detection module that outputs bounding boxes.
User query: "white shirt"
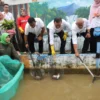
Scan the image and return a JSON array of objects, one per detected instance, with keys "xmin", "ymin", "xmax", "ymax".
[
  {"xmin": 2, "ymin": 12, "xmax": 14, "ymax": 20},
  {"xmin": 90, "ymin": 17, "xmax": 100, "ymax": 28},
  {"xmin": 72, "ymin": 18, "xmax": 90, "ymax": 44},
  {"xmin": 47, "ymin": 19, "xmax": 71, "ymax": 45},
  {"xmin": 25, "ymin": 18, "xmax": 45, "ymax": 36}
]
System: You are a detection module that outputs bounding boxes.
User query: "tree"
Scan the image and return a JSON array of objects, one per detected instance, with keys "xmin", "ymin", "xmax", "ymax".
[
  {"xmin": 29, "ymin": 2, "xmax": 66, "ymax": 25},
  {"xmin": 75, "ymin": 7, "xmax": 90, "ymax": 19}
]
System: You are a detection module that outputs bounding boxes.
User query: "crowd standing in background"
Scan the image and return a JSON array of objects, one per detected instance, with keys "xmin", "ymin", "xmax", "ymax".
[{"xmin": 1, "ymin": 4, "xmax": 20, "ymax": 55}]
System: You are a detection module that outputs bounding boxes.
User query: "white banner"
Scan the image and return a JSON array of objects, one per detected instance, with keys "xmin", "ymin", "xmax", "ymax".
[{"xmin": 4, "ymin": 0, "xmax": 32, "ymax": 5}]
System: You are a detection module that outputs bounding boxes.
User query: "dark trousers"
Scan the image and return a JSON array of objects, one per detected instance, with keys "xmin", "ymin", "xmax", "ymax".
[
  {"xmin": 71, "ymin": 29, "xmax": 97, "ymax": 53},
  {"xmin": 47, "ymin": 29, "xmax": 66, "ymax": 54},
  {"xmin": 27, "ymin": 32, "xmax": 43, "ymax": 53},
  {"xmin": 21, "ymin": 34, "xmax": 27, "ymax": 52},
  {"xmin": 90, "ymin": 28, "xmax": 96, "ymax": 53},
  {"xmin": 71, "ymin": 31, "xmax": 91, "ymax": 53}
]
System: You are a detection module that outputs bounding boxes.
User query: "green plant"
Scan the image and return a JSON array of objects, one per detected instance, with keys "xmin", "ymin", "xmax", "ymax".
[
  {"xmin": 29, "ymin": 2, "xmax": 66, "ymax": 25},
  {"xmin": 75, "ymin": 7, "xmax": 90, "ymax": 19},
  {"xmin": 1, "ymin": 19, "xmax": 15, "ymax": 30}
]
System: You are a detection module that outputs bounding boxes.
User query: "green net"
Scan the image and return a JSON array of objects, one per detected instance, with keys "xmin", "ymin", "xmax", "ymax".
[
  {"xmin": 0, "ymin": 55, "xmax": 21, "ymax": 76},
  {"xmin": 0, "ymin": 62, "xmax": 13, "ymax": 87},
  {"xmin": 0, "ymin": 55, "xmax": 24, "ymax": 100}
]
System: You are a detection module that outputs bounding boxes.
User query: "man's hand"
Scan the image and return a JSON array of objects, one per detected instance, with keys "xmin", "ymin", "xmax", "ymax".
[
  {"xmin": 75, "ymin": 51, "xmax": 79, "ymax": 57},
  {"xmin": 85, "ymin": 33, "xmax": 91, "ymax": 38},
  {"xmin": 63, "ymin": 32, "xmax": 68, "ymax": 41},
  {"xmin": 96, "ymin": 14, "xmax": 100, "ymax": 17},
  {"xmin": 38, "ymin": 36, "xmax": 42, "ymax": 41},
  {"xmin": 19, "ymin": 27, "xmax": 24, "ymax": 34},
  {"xmin": 94, "ymin": 13, "xmax": 100, "ymax": 17},
  {"xmin": 51, "ymin": 45, "xmax": 56, "ymax": 55},
  {"xmin": 25, "ymin": 43, "xmax": 29, "ymax": 48}
]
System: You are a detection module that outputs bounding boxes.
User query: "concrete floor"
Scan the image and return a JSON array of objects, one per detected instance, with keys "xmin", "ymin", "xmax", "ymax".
[{"xmin": 12, "ymin": 74, "xmax": 100, "ymax": 100}]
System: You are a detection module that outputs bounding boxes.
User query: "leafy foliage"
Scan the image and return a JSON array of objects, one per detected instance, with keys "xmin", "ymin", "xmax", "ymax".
[
  {"xmin": 1, "ymin": 19, "xmax": 15, "ymax": 30},
  {"xmin": 29, "ymin": 2, "xmax": 66, "ymax": 25},
  {"xmin": 75, "ymin": 7, "xmax": 90, "ymax": 18}
]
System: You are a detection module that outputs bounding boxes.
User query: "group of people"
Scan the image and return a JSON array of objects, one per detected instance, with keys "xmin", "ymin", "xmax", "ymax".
[
  {"xmin": 0, "ymin": 4, "xmax": 20, "ymax": 60},
  {"xmin": 0, "ymin": 0, "xmax": 100, "ymax": 79},
  {"xmin": 0, "ymin": 1, "xmax": 100, "ymax": 57},
  {"xmin": 0, "ymin": 0, "xmax": 100, "ymax": 58},
  {"xmin": 18, "ymin": 0, "xmax": 100, "ymax": 58}
]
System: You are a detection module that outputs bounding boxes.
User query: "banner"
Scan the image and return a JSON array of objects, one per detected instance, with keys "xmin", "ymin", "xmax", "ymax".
[{"xmin": 3, "ymin": 0, "xmax": 32, "ymax": 5}]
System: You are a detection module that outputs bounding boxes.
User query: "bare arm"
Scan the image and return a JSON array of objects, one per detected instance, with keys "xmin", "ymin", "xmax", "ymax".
[
  {"xmin": 73, "ymin": 44, "xmax": 79, "ymax": 57},
  {"xmin": 73, "ymin": 44, "xmax": 78, "ymax": 53},
  {"xmin": 72, "ymin": 28, "xmax": 79, "ymax": 56}
]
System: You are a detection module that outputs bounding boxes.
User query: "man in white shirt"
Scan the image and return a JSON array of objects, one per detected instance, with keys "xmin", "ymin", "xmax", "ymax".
[
  {"xmin": 47, "ymin": 18, "xmax": 71, "ymax": 55},
  {"xmin": 25, "ymin": 17, "xmax": 45, "ymax": 54},
  {"xmin": 72, "ymin": 18, "xmax": 91, "ymax": 57},
  {"xmin": 2, "ymin": 4, "xmax": 14, "ymax": 21}
]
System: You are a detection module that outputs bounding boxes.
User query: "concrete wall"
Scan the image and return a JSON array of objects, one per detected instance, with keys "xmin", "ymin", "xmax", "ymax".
[{"xmin": 27, "ymin": 54, "xmax": 96, "ymax": 69}]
